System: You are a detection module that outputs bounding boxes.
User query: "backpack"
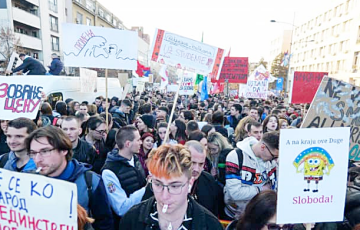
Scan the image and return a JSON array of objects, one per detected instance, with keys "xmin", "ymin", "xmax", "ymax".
[
  {"xmin": 84, "ymin": 171, "xmax": 93, "ymax": 217},
  {"xmin": 0, "ymin": 153, "xmax": 10, "ymax": 168},
  {"xmin": 218, "ymin": 148, "xmax": 243, "ymax": 186}
]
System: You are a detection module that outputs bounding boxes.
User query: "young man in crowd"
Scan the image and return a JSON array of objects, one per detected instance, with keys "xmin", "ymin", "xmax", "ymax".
[
  {"xmin": 227, "ymin": 104, "xmax": 242, "ymax": 129},
  {"xmin": 0, "ymin": 118, "xmax": 37, "ymax": 172},
  {"xmin": 224, "ymin": 131, "xmax": 279, "ymax": 218},
  {"xmin": 61, "ymin": 116, "xmax": 95, "ymax": 165},
  {"xmin": 119, "ymin": 144, "xmax": 223, "ymax": 229},
  {"xmin": 247, "ymin": 121, "xmax": 263, "ymax": 141},
  {"xmin": 101, "ymin": 125, "xmax": 146, "ymax": 229},
  {"xmin": 26, "ymin": 126, "xmax": 113, "ymax": 230}
]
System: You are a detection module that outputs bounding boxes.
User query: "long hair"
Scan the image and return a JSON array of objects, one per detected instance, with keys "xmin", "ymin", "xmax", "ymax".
[
  {"xmin": 234, "ymin": 116, "xmax": 255, "ymax": 142},
  {"xmin": 174, "ymin": 119, "xmax": 187, "ymax": 142},
  {"xmin": 262, "ymin": 115, "xmax": 280, "ymax": 133},
  {"xmin": 237, "ymin": 190, "xmax": 277, "ymax": 230}
]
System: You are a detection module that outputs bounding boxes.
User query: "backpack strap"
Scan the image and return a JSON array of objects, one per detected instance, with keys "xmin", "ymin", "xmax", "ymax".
[
  {"xmin": 235, "ymin": 148, "xmax": 243, "ymax": 171},
  {"xmin": 0, "ymin": 153, "xmax": 10, "ymax": 168},
  {"xmin": 84, "ymin": 171, "xmax": 93, "ymax": 217}
]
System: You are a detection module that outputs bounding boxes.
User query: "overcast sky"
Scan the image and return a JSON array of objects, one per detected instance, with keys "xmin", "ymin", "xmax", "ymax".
[{"xmin": 98, "ymin": 0, "xmax": 329, "ymax": 63}]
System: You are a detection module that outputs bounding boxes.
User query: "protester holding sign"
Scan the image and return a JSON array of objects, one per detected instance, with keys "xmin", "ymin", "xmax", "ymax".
[{"xmin": 26, "ymin": 126, "xmax": 114, "ymax": 230}]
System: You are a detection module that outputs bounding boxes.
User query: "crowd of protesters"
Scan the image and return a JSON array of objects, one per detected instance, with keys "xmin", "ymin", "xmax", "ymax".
[{"xmin": 0, "ymin": 89, "xmax": 359, "ymax": 230}]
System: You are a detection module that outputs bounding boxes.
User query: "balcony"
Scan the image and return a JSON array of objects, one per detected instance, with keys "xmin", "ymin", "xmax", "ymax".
[
  {"xmin": 15, "ymin": 32, "xmax": 42, "ymax": 50},
  {"xmin": 24, "ymin": 0, "xmax": 39, "ymax": 6},
  {"xmin": 12, "ymin": 7, "xmax": 40, "ymax": 29}
]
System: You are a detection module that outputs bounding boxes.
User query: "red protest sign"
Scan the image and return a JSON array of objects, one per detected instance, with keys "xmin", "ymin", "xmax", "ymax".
[
  {"xmin": 291, "ymin": 71, "xmax": 328, "ymax": 104},
  {"xmin": 217, "ymin": 57, "xmax": 248, "ymax": 83}
]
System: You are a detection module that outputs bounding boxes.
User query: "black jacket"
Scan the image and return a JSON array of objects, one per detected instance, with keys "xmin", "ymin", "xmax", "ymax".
[
  {"xmin": 13, "ymin": 57, "xmax": 46, "ymax": 75},
  {"xmin": 73, "ymin": 138, "xmax": 96, "ymax": 165},
  {"xmin": 119, "ymin": 196, "xmax": 223, "ymax": 230}
]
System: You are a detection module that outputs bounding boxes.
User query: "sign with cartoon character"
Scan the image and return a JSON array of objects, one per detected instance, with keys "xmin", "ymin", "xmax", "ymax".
[
  {"xmin": 245, "ymin": 65, "xmax": 277, "ymax": 99},
  {"xmin": 62, "ymin": 23, "xmax": 137, "ymax": 70},
  {"xmin": 277, "ymin": 127, "xmax": 349, "ymax": 224}
]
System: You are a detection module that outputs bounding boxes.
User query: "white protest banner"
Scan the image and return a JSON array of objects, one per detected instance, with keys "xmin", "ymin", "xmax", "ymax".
[
  {"xmin": 0, "ymin": 76, "xmax": 46, "ymax": 120},
  {"xmin": 150, "ymin": 29, "xmax": 225, "ymax": 79},
  {"xmin": 80, "ymin": 68, "xmax": 97, "ymax": 93},
  {"xmin": 121, "ymin": 84, "xmax": 132, "ymax": 100},
  {"xmin": 277, "ymin": 127, "xmax": 349, "ymax": 224},
  {"xmin": 0, "ymin": 168, "xmax": 78, "ymax": 230},
  {"xmin": 137, "ymin": 81, "xmax": 145, "ymax": 93},
  {"xmin": 167, "ymin": 85, "xmax": 179, "ymax": 92},
  {"xmin": 62, "ymin": 23, "xmax": 137, "ymax": 70},
  {"xmin": 238, "ymin": 83, "xmax": 247, "ymax": 97},
  {"xmin": 118, "ymin": 73, "xmax": 129, "ymax": 88},
  {"xmin": 179, "ymin": 72, "xmax": 195, "ymax": 95},
  {"xmin": 245, "ymin": 65, "xmax": 273, "ymax": 99}
]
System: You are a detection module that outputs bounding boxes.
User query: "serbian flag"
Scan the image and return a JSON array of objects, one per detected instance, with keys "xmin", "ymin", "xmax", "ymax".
[
  {"xmin": 136, "ymin": 61, "xmax": 151, "ymax": 77},
  {"xmin": 159, "ymin": 65, "xmax": 169, "ymax": 90}
]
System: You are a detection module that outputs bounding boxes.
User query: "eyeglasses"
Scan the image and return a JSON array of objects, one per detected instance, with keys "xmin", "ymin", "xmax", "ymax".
[
  {"xmin": 267, "ymin": 223, "xmax": 294, "ymax": 230},
  {"xmin": 263, "ymin": 142, "xmax": 278, "ymax": 160},
  {"xmin": 28, "ymin": 148, "xmax": 55, "ymax": 158},
  {"xmin": 207, "ymin": 146, "xmax": 219, "ymax": 154},
  {"xmin": 150, "ymin": 180, "xmax": 188, "ymax": 195},
  {"xmin": 94, "ymin": 129, "xmax": 106, "ymax": 135}
]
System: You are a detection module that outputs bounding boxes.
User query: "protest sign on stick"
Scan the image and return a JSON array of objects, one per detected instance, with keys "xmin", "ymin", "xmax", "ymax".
[
  {"xmin": 218, "ymin": 57, "xmax": 248, "ymax": 83},
  {"xmin": 0, "ymin": 168, "xmax": 78, "ymax": 230},
  {"xmin": 291, "ymin": 72, "xmax": 327, "ymax": 104},
  {"xmin": 80, "ymin": 68, "xmax": 97, "ymax": 93},
  {"xmin": 301, "ymin": 77, "xmax": 360, "ymax": 161},
  {"xmin": 0, "ymin": 76, "xmax": 46, "ymax": 120},
  {"xmin": 179, "ymin": 71, "xmax": 195, "ymax": 95},
  {"xmin": 277, "ymin": 127, "xmax": 349, "ymax": 224}
]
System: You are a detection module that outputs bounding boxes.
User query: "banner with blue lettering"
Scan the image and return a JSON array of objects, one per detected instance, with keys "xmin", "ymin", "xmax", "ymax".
[
  {"xmin": 0, "ymin": 168, "xmax": 78, "ymax": 230},
  {"xmin": 0, "ymin": 76, "xmax": 47, "ymax": 120},
  {"xmin": 276, "ymin": 77, "xmax": 284, "ymax": 91}
]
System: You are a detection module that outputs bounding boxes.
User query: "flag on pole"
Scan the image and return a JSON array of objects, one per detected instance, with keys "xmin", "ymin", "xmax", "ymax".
[
  {"xmin": 200, "ymin": 76, "xmax": 209, "ymax": 101},
  {"xmin": 227, "ymin": 47, "xmax": 231, "ymax": 57},
  {"xmin": 159, "ymin": 65, "xmax": 168, "ymax": 90},
  {"xmin": 281, "ymin": 51, "xmax": 291, "ymax": 67}
]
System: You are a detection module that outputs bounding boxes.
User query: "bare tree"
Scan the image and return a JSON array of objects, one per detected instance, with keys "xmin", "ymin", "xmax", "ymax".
[{"xmin": 0, "ymin": 27, "xmax": 22, "ymax": 72}]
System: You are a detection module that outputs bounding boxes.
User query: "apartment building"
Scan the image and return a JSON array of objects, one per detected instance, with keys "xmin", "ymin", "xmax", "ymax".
[
  {"xmin": 0, "ymin": 0, "xmax": 65, "ymax": 66},
  {"xmin": 269, "ymin": 30, "xmax": 292, "ymax": 66},
  {"xmin": 290, "ymin": 0, "xmax": 360, "ymax": 86}
]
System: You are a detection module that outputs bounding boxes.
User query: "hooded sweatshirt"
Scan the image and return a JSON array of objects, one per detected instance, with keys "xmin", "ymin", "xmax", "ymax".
[{"xmin": 224, "ymin": 136, "xmax": 277, "ymax": 218}]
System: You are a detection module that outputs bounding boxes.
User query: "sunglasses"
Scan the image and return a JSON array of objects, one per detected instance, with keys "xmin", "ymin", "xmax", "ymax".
[{"xmin": 267, "ymin": 224, "xmax": 294, "ymax": 230}]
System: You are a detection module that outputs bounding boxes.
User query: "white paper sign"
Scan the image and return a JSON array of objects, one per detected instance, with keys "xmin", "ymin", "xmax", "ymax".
[
  {"xmin": 0, "ymin": 168, "xmax": 78, "ymax": 230},
  {"xmin": 150, "ymin": 29, "xmax": 225, "ymax": 77},
  {"xmin": 121, "ymin": 84, "xmax": 132, "ymax": 100},
  {"xmin": 80, "ymin": 68, "xmax": 97, "ymax": 93},
  {"xmin": 245, "ymin": 79, "xmax": 268, "ymax": 99},
  {"xmin": 0, "ymin": 76, "xmax": 46, "ymax": 120},
  {"xmin": 167, "ymin": 85, "xmax": 179, "ymax": 92},
  {"xmin": 179, "ymin": 72, "xmax": 195, "ymax": 95},
  {"xmin": 137, "ymin": 81, "xmax": 145, "ymax": 93},
  {"xmin": 277, "ymin": 127, "xmax": 350, "ymax": 224},
  {"xmin": 62, "ymin": 23, "xmax": 137, "ymax": 70}
]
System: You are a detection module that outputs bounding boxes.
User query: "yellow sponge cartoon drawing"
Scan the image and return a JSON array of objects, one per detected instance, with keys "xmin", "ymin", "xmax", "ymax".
[{"xmin": 293, "ymin": 147, "xmax": 334, "ymax": 193}]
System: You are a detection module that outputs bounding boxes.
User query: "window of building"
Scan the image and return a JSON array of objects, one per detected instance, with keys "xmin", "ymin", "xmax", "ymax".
[
  {"xmin": 113, "ymin": 19, "xmax": 117, "ymax": 26},
  {"xmin": 76, "ymin": 12, "xmax": 83, "ymax": 24},
  {"xmin": 86, "ymin": 17, "xmax": 91, "ymax": 26},
  {"xmin": 86, "ymin": 0, "xmax": 95, "ymax": 12},
  {"xmin": 49, "ymin": 0, "xmax": 57, "ymax": 13},
  {"xmin": 49, "ymin": 15, "xmax": 58, "ymax": 32},
  {"xmin": 76, "ymin": 0, "xmax": 81, "ymax": 3},
  {"xmin": 51, "ymin": 36, "xmax": 59, "ymax": 51},
  {"xmin": 99, "ymin": 8, "xmax": 104, "ymax": 17}
]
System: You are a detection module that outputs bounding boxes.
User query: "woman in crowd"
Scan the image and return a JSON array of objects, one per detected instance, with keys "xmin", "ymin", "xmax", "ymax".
[
  {"xmin": 203, "ymin": 113, "xmax": 213, "ymax": 123},
  {"xmin": 136, "ymin": 114, "xmax": 155, "ymax": 135},
  {"xmin": 207, "ymin": 132, "xmax": 233, "ymax": 184},
  {"xmin": 0, "ymin": 120, "xmax": 10, "ymax": 155},
  {"xmin": 137, "ymin": 132, "xmax": 154, "ymax": 177},
  {"xmin": 39, "ymin": 102, "xmax": 55, "ymax": 127},
  {"xmin": 170, "ymin": 119, "xmax": 187, "ymax": 145},
  {"xmin": 263, "ymin": 115, "xmax": 280, "ymax": 133},
  {"xmin": 279, "ymin": 119, "xmax": 289, "ymax": 129},
  {"xmin": 232, "ymin": 116, "xmax": 255, "ymax": 146},
  {"xmin": 154, "ymin": 122, "xmax": 177, "ymax": 148},
  {"xmin": 236, "ymin": 190, "xmax": 294, "ymax": 230},
  {"xmin": 68, "ymin": 101, "xmax": 80, "ymax": 115},
  {"xmin": 88, "ymin": 104, "xmax": 98, "ymax": 116}
]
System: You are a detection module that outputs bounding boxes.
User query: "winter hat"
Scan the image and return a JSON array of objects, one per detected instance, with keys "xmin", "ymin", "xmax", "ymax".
[
  {"xmin": 140, "ymin": 114, "xmax": 155, "ymax": 129},
  {"xmin": 141, "ymin": 132, "xmax": 154, "ymax": 141}
]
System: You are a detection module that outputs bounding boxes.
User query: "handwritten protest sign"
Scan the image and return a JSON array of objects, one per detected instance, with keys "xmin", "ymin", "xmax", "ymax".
[
  {"xmin": 118, "ymin": 73, "xmax": 128, "ymax": 88},
  {"xmin": 0, "ymin": 168, "xmax": 78, "ymax": 230},
  {"xmin": 301, "ymin": 77, "xmax": 360, "ymax": 161},
  {"xmin": 245, "ymin": 65, "xmax": 273, "ymax": 99},
  {"xmin": 0, "ymin": 76, "xmax": 46, "ymax": 120},
  {"xmin": 277, "ymin": 127, "xmax": 349, "ymax": 224},
  {"xmin": 291, "ymin": 72, "xmax": 327, "ymax": 104},
  {"xmin": 150, "ymin": 29, "xmax": 225, "ymax": 79},
  {"xmin": 179, "ymin": 72, "xmax": 195, "ymax": 95},
  {"xmin": 62, "ymin": 23, "xmax": 137, "ymax": 70},
  {"xmin": 218, "ymin": 57, "xmax": 248, "ymax": 83},
  {"xmin": 80, "ymin": 68, "xmax": 97, "ymax": 93}
]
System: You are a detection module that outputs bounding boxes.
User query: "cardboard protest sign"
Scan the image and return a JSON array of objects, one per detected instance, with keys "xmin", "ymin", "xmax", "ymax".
[
  {"xmin": 62, "ymin": 23, "xmax": 137, "ymax": 70},
  {"xmin": 245, "ymin": 65, "xmax": 275, "ymax": 99},
  {"xmin": 277, "ymin": 127, "xmax": 349, "ymax": 224},
  {"xmin": 118, "ymin": 73, "xmax": 129, "ymax": 88},
  {"xmin": 150, "ymin": 29, "xmax": 225, "ymax": 79},
  {"xmin": 301, "ymin": 77, "xmax": 360, "ymax": 161},
  {"xmin": 218, "ymin": 57, "xmax": 248, "ymax": 83},
  {"xmin": 121, "ymin": 84, "xmax": 132, "ymax": 100},
  {"xmin": 0, "ymin": 76, "xmax": 46, "ymax": 120},
  {"xmin": 137, "ymin": 81, "xmax": 145, "ymax": 93},
  {"xmin": 80, "ymin": 68, "xmax": 97, "ymax": 93},
  {"xmin": 179, "ymin": 72, "xmax": 195, "ymax": 95},
  {"xmin": 0, "ymin": 168, "xmax": 78, "ymax": 230},
  {"xmin": 291, "ymin": 72, "xmax": 327, "ymax": 104}
]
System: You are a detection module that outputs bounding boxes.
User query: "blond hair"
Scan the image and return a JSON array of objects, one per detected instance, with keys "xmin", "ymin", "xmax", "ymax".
[{"xmin": 234, "ymin": 116, "xmax": 255, "ymax": 142}]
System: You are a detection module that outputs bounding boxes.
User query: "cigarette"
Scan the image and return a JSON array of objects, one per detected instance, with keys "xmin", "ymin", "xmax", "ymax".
[
  {"xmin": 162, "ymin": 204, "xmax": 168, "ymax": 213},
  {"xmin": 36, "ymin": 167, "xmax": 42, "ymax": 173}
]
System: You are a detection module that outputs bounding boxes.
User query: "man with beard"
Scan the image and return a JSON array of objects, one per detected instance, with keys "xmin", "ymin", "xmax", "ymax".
[
  {"xmin": 185, "ymin": 140, "xmax": 222, "ymax": 217},
  {"xmin": 26, "ymin": 126, "xmax": 113, "ymax": 230},
  {"xmin": 0, "ymin": 118, "xmax": 37, "ymax": 172}
]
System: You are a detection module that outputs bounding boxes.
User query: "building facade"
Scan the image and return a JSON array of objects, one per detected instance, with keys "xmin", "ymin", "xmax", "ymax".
[
  {"xmin": 0, "ymin": 0, "xmax": 65, "ymax": 66},
  {"xmin": 269, "ymin": 30, "xmax": 292, "ymax": 66},
  {"xmin": 290, "ymin": 0, "xmax": 360, "ymax": 86}
]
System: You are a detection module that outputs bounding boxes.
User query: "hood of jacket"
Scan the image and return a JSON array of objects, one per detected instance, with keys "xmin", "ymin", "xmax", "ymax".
[
  {"xmin": 105, "ymin": 148, "xmax": 130, "ymax": 164},
  {"xmin": 236, "ymin": 136, "xmax": 258, "ymax": 159},
  {"xmin": 54, "ymin": 159, "xmax": 91, "ymax": 182}
]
